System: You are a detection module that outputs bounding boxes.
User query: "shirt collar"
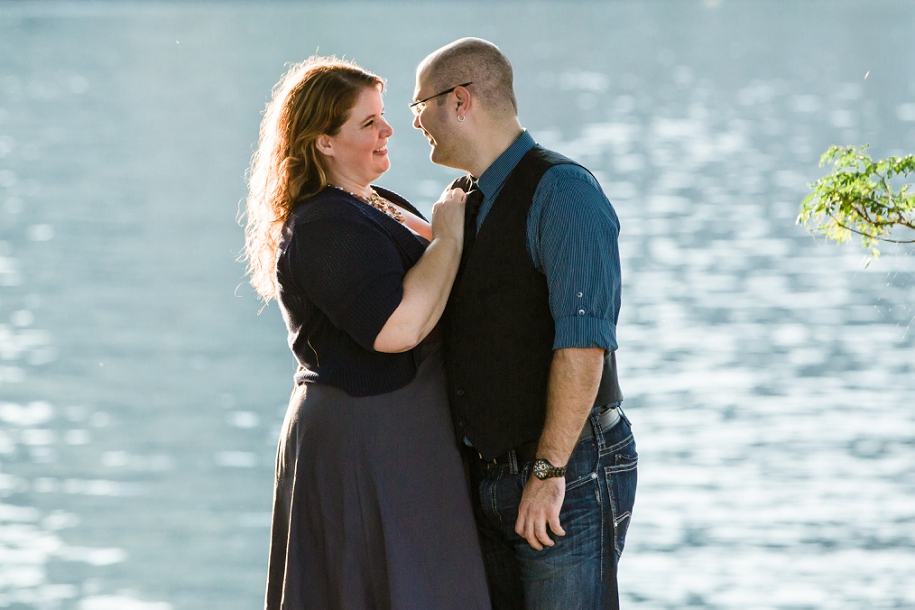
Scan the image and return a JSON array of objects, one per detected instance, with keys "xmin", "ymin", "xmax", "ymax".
[{"xmin": 477, "ymin": 130, "xmax": 535, "ymax": 199}]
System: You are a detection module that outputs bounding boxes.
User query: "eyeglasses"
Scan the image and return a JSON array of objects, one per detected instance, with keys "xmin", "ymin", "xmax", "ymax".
[{"xmin": 409, "ymin": 82, "xmax": 473, "ymax": 117}]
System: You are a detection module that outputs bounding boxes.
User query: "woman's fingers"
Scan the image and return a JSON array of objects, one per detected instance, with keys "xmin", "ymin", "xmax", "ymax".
[
  {"xmin": 439, "ymin": 187, "xmax": 466, "ymax": 205},
  {"xmin": 440, "ymin": 186, "xmax": 467, "ymax": 202},
  {"xmin": 430, "ymin": 188, "xmax": 466, "ymax": 243}
]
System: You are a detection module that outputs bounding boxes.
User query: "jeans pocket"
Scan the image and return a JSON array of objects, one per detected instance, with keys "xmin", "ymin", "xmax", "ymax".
[{"xmin": 604, "ymin": 446, "xmax": 637, "ymax": 558}]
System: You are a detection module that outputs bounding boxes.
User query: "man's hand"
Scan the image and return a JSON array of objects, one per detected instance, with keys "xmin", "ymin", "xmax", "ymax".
[
  {"xmin": 515, "ymin": 475, "xmax": 566, "ymax": 550},
  {"xmin": 515, "ymin": 347, "xmax": 602, "ymax": 550}
]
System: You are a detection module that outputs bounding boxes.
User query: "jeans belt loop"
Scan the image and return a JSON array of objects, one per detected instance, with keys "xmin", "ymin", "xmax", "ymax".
[{"xmin": 578, "ymin": 405, "xmax": 621, "ymax": 443}]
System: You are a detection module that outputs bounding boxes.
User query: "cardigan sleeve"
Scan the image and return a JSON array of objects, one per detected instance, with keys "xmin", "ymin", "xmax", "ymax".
[{"xmin": 282, "ymin": 213, "xmax": 405, "ymax": 351}]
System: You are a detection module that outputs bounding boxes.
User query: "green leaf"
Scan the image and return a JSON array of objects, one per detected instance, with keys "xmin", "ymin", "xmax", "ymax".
[{"xmin": 799, "ymin": 145, "xmax": 915, "ymax": 262}]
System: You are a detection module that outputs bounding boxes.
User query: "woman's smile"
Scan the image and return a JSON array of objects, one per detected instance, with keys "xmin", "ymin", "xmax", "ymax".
[{"xmin": 320, "ymin": 85, "xmax": 394, "ymax": 192}]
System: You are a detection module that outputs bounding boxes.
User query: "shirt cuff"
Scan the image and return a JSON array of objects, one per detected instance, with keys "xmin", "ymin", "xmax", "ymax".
[{"xmin": 553, "ymin": 315, "xmax": 618, "ymax": 352}]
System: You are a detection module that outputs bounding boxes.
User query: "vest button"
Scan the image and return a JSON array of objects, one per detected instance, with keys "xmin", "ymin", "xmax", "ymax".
[
  {"xmin": 458, "ymin": 420, "xmax": 466, "ymax": 427},
  {"xmin": 456, "ymin": 389, "xmax": 465, "ymax": 397}
]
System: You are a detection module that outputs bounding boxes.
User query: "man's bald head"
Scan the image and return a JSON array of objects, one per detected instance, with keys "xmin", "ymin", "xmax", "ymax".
[{"xmin": 418, "ymin": 38, "xmax": 518, "ymax": 117}]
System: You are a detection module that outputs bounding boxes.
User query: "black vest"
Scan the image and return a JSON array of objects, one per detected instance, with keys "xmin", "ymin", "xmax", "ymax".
[{"xmin": 444, "ymin": 146, "xmax": 623, "ymax": 460}]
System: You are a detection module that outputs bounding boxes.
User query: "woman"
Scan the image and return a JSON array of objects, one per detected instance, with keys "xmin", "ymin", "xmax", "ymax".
[{"xmin": 243, "ymin": 57, "xmax": 490, "ymax": 609}]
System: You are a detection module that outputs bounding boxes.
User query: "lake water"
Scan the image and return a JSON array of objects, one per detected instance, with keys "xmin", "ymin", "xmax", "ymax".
[{"xmin": 1, "ymin": 1, "xmax": 913, "ymax": 608}]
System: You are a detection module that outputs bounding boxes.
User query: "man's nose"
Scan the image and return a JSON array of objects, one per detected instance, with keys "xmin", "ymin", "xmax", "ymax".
[{"xmin": 412, "ymin": 113, "xmax": 421, "ymax": 130}]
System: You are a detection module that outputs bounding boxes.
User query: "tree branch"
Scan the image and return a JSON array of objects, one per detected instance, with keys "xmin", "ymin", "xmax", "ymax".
[
  {"xmin": 801, "ymin": 145, "xmax": 915, "ymax": 259},
  {"xmin": 826, "ymin": 210, "xmax": 915, "ymax": 244}
]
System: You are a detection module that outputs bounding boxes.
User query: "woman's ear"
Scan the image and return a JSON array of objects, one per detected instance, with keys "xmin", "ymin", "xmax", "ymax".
[{"xmin": 315, "ymin": 134, "xmax": 334, "ymax": 156}]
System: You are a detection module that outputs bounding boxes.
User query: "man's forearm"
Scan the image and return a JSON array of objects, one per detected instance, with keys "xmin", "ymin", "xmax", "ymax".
[{"xmin": 536, "ymin": 347, "xmax": 605, "ymax": 466}]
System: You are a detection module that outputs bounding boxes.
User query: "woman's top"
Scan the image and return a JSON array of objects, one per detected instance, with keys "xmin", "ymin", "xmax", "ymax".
[{"xmin": 276, "ymin": 185, "xmax": 430, "ymax": 397}]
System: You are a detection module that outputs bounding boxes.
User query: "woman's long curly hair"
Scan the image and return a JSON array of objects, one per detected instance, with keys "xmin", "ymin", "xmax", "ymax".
[{"xmin": 242, "ymin": 56, "xmax": 384, "ymax": 301}]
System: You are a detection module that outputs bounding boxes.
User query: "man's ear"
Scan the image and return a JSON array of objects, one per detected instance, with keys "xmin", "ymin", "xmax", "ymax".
[
  {"xmin": 315, "ymin": 134, "xmax": 334, "ymax": 156},
  {"xmin": 453, "ymin": 84, "xmax": 472, "ymax": 115}
]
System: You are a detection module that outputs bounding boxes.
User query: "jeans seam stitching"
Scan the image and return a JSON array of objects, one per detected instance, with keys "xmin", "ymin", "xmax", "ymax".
[
  {"xmin": 605, "ymin": 433, "xmax": 634, "ymax": 454},
  {"xmin": 605, "ymin": 461, "xmax": 638, "ymax": 474},
  {"xmin": 599, "ymin": 464, "xmax": 606, "ymax": 584}
]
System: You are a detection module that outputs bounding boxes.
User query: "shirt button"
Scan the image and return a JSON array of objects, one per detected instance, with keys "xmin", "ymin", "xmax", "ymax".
[
  {"xmin": 578, "ymin": 309, "xmax": 586, "ymax": 316},
  {"xmin": 576, "ymin": 291, "xmax": 583, "ymax": 298},
  {"xmin": 456, "ymin": 389, "xmax": 465, "ymax": 397},
  {"xmin": 458, "ymin": 420, "xmax": 466, "ymax": 428}
]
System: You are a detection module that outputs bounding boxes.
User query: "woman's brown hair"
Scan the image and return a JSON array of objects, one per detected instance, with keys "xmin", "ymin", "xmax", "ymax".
[{"xmin": 242, "ymin": 56, "xmax": 384, "ymax": 301}]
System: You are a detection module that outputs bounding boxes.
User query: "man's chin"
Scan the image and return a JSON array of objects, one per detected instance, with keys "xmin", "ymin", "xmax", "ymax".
[{"xmin": 429, "ymin": 146, "xmax": 452, "ymax": 167}]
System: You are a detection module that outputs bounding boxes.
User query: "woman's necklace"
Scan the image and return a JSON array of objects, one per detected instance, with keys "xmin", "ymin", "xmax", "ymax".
[{"xmin": 330, "ymin": 185, "xmax": 405, "ymax": 224}]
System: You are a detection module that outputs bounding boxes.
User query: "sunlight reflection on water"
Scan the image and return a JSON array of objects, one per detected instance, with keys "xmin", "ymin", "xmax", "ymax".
[{"xmin": 0, "ymin": 1, "xmax": 913, "ymax": 608}]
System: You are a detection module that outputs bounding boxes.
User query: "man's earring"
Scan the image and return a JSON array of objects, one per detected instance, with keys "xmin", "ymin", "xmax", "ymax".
[{"xmin": 458, "ymin": 116, "xmax": 465, "ymax": 122}]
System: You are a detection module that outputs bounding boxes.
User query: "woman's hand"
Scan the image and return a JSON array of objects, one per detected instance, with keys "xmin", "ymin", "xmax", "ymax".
[
  {"xmin": 372, "ymin": 188, "xmax": 466, "ymax": 353},
  {"xmin": 431, "ymin": 188, "xmax": 466, "ymax": 244}
]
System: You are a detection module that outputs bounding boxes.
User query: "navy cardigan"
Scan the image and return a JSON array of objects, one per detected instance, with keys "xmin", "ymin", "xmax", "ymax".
[{"xmin": 277, "ymin": 185, "xmax": 429, "ymax": 396}]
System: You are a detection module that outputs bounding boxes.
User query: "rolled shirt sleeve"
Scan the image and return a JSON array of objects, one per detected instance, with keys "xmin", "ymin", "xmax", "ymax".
[{"xmin": 528, "ymin": 164, "xmax": 622, "ymax": 352}]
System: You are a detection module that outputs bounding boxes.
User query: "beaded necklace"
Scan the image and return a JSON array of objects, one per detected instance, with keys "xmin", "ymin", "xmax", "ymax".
[{"xmin": 330, "ymin": 185, "xmax": 405, "ymax": 224}]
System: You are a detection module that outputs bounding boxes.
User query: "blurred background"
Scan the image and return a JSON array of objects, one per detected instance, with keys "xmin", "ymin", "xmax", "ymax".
[{"xmin": 1, "ymin": 1, "xmax": 913, "ymax": 608}]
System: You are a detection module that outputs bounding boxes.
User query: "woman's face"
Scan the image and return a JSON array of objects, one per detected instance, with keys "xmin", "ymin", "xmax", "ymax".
[{"xmin": 320, "ymin": 86, "xmax": 393, "ymax": 189}]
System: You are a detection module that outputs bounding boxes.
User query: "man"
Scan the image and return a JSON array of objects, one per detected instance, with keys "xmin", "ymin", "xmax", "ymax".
[{"xmin": 411, "ymin": 38, "xmax": 638, "ymax": 609}]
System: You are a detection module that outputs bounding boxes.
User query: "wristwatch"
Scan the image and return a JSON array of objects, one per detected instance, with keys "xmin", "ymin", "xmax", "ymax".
[{"xmin": 532, "ymin": 458, "xmax": 567, "ymax": 480}]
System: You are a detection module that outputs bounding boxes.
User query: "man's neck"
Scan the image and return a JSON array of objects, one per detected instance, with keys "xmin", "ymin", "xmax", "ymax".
[{"xmin": 467, "ymin": 123, "xmax": 525, "ymax": 179}]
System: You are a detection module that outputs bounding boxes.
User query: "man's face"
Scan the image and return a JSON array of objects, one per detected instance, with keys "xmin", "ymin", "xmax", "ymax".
[{"xmin": 412, "ymin": 68, "xmax": 461, "ymax": 168}]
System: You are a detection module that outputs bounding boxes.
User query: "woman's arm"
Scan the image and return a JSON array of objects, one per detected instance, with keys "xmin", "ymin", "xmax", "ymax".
[
  {"xmin": 373, "ymin": 189, "xmax": 466, "ymax": 353},
  {"xmin": 394, "ymin": 205, "xmax": 433, "ymax": 241}
]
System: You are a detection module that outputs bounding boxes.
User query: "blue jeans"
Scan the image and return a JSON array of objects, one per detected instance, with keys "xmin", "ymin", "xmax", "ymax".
[{"xmin": 466, "ymin": 409, "xmax": 637, "ymax": 610}]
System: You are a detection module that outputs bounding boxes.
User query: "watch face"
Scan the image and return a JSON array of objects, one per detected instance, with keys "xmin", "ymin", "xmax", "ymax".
[
  {"xmin": 533, "ymin": 460, "xmax": 548, "ymax": 479},
  {"xmin": 533, "ymin": 459, "xmax": 565, "ymax": 479}
]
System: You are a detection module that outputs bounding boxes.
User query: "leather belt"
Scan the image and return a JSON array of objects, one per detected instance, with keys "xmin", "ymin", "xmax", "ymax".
[{"xmin": 479, "ymin": 406, "xmax": 621, "ymax": 465}]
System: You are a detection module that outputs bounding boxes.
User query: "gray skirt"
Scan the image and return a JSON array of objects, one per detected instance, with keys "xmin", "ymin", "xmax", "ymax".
[{"xmin": 265, "ymin": 341, "xmax": 490, "ymax": 610}]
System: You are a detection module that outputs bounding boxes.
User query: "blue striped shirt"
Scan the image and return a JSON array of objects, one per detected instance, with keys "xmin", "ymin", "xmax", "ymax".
[{"xmin": 475, "ymin": 131, "xmax": 621, "ymax": 352}]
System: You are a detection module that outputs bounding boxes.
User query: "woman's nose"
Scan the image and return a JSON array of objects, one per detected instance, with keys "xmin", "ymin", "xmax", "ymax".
[{"xmin": 381, "ymin": 117, "xmax": 394, "ymax": 137}]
